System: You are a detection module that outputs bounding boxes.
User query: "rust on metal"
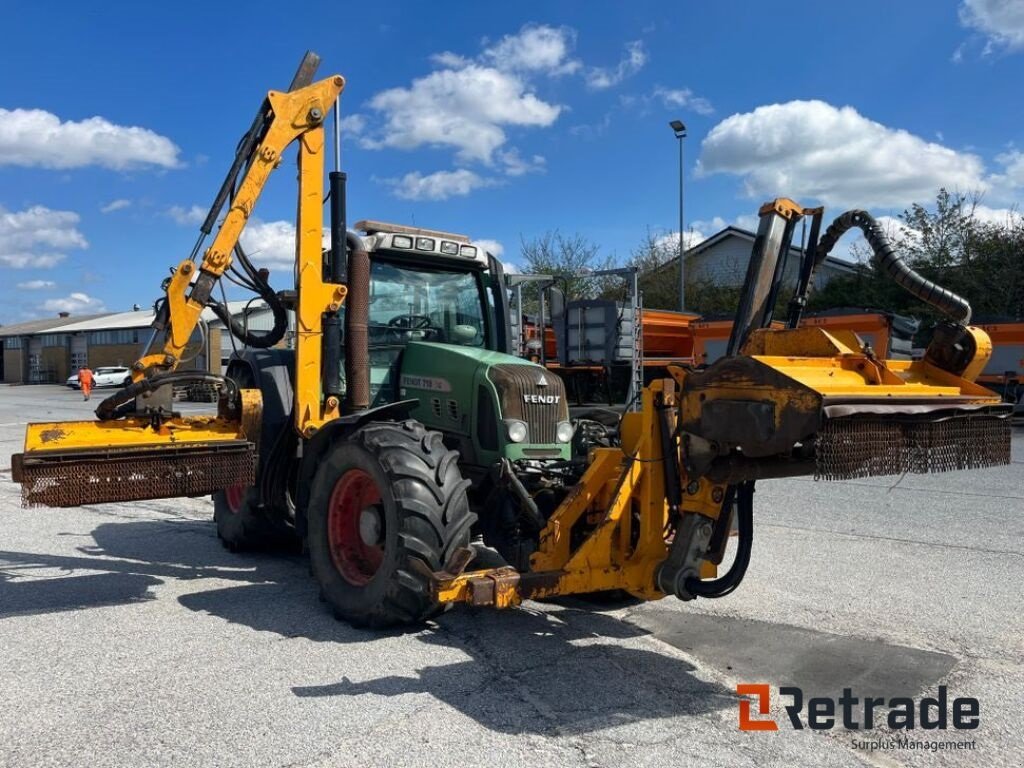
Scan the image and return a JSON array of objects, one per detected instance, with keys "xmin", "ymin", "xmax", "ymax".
[
  {"xmin": 466, "ymin": 567, "xmax": 521, "ymax": 607},
  {"xmin": 39, "ymin": 428, "xmax": 68, "ymax": 444},
  {"xmin": 516, "ymin": 570, "xmax": 565, "ymax": 599}
]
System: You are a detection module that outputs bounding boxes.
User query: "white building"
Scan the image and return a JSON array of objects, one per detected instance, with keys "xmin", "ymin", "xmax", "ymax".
[{"xmin": 682, "ymin": 226, "xmax": 857, "ymax": 289}]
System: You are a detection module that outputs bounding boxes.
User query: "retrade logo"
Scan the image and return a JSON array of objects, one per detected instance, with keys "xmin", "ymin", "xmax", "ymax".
[
  {"xmin": 736, "ymin": 684, "xmax": 980, "ymax": 732},
  {"xmin": 737, "ymin": 684, "xmax": 778, "ymax": 731}
]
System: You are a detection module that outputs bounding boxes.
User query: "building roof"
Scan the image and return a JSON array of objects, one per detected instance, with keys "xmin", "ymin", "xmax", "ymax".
[
  {"xmin": 0, "ymin": 300, "xmax": 268, "ymax": 337},
  {"xmin": 0, "ymin": 313, "xmax": 107, "ymax": 337},
  {"xmin": 685, "ymin": 226, "xmax": 858, "ymax": 275}
]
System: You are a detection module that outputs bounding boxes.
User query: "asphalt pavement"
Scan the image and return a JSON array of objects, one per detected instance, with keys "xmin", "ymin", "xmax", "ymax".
[{"xmin": 0, "ymin": 384, "xmax": 1020, "ymax": 767}]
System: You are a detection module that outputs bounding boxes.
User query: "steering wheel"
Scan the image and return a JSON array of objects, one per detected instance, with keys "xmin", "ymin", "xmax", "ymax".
[
  {"xmin": 387, "ymin": 314, "xmax": 433, "ymax": 330},
  {"xmin": 386, "ymin": 314, "xmax": 435, "ymax": 342}
]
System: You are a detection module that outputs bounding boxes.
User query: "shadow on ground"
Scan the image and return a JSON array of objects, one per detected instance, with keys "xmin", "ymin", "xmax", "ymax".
[
  {"xmin": 633, "ymin": 609, "xmax": 958, "ymax": 701},
  {"xmin": 292, "ymin": 606, "xmax": 737, "ymax": 735},
  {"xmin": 0, "ymin": 513, "xmax": 959, "ymax": 738},
  {"xmin": 0, "ymin": 518, "xmax": 300, "ymax": 618}
]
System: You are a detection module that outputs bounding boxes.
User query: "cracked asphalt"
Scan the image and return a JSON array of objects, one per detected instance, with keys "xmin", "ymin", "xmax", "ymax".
[{"xmin": 1, "ymin": 385, "xmax": 1021, "ymax": 767}]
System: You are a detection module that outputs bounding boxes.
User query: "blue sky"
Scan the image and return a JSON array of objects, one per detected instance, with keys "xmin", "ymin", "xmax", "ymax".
[{"xmin": 1, "ymin": 0, "xmax": 1023, "ymax": 323}]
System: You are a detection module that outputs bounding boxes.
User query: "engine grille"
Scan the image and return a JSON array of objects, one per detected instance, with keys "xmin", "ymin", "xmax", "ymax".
[{"xmin": 488, "ymin": 364, "xmax": 567, "ymax": 445}]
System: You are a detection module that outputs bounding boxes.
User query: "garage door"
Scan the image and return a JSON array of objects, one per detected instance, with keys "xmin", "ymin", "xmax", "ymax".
[{"xmin": 70, "ymin": 333, "xmax": 88, "ymax": 372}]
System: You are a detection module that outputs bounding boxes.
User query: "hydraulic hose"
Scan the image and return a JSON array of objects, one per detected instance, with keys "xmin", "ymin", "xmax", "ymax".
[
  {"xmin": 207, "ymin": 258, "xmax": 289, "ymax": 349},
  {"xmin": 96, "ymin": 372, "xmax": 236, "ymax": 421},
  {"xmin": 816, "ymin": 210, "xmax": 972, "ymax": 324},
  {"xmin": 684, "ymin": 482, "xmax": 754, "ymax": 599}
]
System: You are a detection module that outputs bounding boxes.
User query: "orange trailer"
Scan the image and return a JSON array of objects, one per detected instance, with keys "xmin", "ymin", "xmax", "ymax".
[
  {"xmin": 976, "ymin": 321, "xmax": 1024, "ymax": 408},
  {"xmin": 801, "ymin": 309, "xmax": 917, "ymax": 359}
]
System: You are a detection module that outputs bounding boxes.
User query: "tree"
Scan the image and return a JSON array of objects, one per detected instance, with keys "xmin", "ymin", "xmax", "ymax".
[
  {"xmin": 622, "ymin": 229, "xmax": 744, "ymax": 316},
  {"xmin": 518, "ymin": 230, "xmax": 617, "ymax": 303}
]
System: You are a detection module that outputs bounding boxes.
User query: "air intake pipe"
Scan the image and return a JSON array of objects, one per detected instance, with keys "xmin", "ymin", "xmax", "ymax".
[
  {"xmin": 344, "ymin": 232, "xmax": 370, "ymax": 412},
  {"xmin": 816, "ymin": 210, "xmax": 972, "ymax": 324}
]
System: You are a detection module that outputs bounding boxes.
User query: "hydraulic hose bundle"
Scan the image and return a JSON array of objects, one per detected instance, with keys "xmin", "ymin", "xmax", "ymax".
[
  {"xmin": 684, "ymin": 483, "xmax": 754, "ymax": 599},
  {"xmin": 206, "ymin": 242, "xmax": 289, "ymax": 349},
  {"xmin": 815, "ymin": 209, "xmax": 972, "ymax": 324},
  {"xmin": 95, "ymin": 371, "xmax": 237, "ymax": 421}
]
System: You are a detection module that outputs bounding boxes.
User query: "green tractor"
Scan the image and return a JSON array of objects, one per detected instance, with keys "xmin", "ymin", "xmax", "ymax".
[{"xmin": 216, "ymin": 220, "xmax": 588, "ymax": 626}]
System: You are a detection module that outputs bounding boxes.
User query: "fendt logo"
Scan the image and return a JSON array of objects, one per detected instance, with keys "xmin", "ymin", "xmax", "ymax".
[
  {"xmin": 523, "ymin": 394, "xmax": 560, "ymax": 404},
  {"xmin": 737, "ymin": 684, "xmax": 979, "ymax": 732}
]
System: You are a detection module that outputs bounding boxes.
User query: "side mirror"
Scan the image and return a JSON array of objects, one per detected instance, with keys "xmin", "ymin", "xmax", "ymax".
[{"xmin": 547, "ymin": 287, "xmax": 565, "ymax": 320}]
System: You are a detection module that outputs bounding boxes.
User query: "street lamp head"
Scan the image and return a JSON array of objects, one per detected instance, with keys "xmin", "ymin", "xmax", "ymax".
[{"xmin": 669, "ymin": 119, "xmax": 687, "ymax": 137}]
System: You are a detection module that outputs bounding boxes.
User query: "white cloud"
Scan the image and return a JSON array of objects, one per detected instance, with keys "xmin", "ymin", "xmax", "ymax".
[
  {"xmin": 238, "ymin": 218, "xmax": 325, "ymax": 271},
  {"xmin": 586, "ymin": 41, "xmax": 647, "ymax": 90},
  {"xmin": 356, "ymin": 25, "xmax": 577, "ymax": 167},
  {"xmin": 389, "ymin": 169, "xmax": 495, "ymax": 201},
  {"xmin": 473, "ymin": 239, "xmax": 504, "ymax": 258},
  {"xmin": 0, "ymin": 205, "xmax": 87, "ymax": 269},
  {"xmin": 698, "ymin": 100, "xmax": 987, "ymax": 209},
  {"xmin": 482, "ymin": 24, "xmax": 580, "ymax": 75},
  {"xmin": 166, "ymin": 211, "xmax": 326, "ymax": 271},
  {"xmin": 364, "ymin": 63, "xmax": 561, "ymax": 164},
  {"xmin": 167, "ymin": 204, "xmax": 206, "ymax": 226},
  {"xmin": 100, "ymin": 198, "xmax": 131, "ymax": 213},
  {"xmin": 1001, "ymin": 149, "xmax": 1024, "ymax": 181},
  {"xmin": 689, "ymin": 216, "xmax": 729, "ymax": 234},
  {"xmin": 42, "ymin": 292, "xmax": 105, "ymax": 314},
  {"xmin": 339, "ymin": 114, "xmax": 366, "ymax": 135},
  {"xmin": 17, "ymin": 279, "xmax": 55, "ymax": 290},
  {"xmin": 689, "ymin": 214, "xmax": 761, "ymax": 234},
  {"xmin": 656, "ymin": 229, "xmax": 709, "ymax": 252},
  {"xmin": 959, "ymin": 0, "xmax": 1024, "ymax": 51},
  {"xmin": 497, "ymin": 148, "xmax": 545, "ymax": 176},
  {"xmin": 0, "ymin": 108, "xmax": 180, "ymax": 170},
  {"xmin": 653, "ymin": 87, "xmax": 714, "ymax": 116},
  {"xmin": 992, "ymin": 149, "xmax": 1024, "ymax": 192},
  {"xmin": 970, "ymin": 203, "xmax": 1023, "ymax": 226}
]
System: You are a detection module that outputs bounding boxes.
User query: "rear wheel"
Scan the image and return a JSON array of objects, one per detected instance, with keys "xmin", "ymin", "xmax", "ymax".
[
  {"xmin": 212, "ymin": 363, "xmax": 296, "ymax": 551},
  {"xmin": 307, "ymin": 420, "xmax": 474, "ymax": 628},
  {"xmin": 213, "ymin": 482, "xmax": 296, "ymax": 551}
]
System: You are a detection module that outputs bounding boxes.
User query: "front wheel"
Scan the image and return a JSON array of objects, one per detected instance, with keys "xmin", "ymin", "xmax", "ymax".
[{"xmin": 307, "ymin": 420, "xmax": 474, "ymax": 628}]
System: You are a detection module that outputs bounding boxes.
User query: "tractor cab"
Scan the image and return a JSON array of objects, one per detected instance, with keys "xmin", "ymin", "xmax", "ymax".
[{"xmin": 351, "ymin": 221, "xmax": 572, "ymax": 481}]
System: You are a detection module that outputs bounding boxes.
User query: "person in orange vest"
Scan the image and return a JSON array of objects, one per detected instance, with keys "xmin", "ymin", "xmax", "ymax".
[{"xmin": 78, "ymin": 366, "xmax": 94, "ymax": 401}]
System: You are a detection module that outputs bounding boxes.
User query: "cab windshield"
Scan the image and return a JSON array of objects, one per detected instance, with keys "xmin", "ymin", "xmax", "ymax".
[{"xmin": 368, "ymin": 259, "xmax": 489, "ymax": 349}]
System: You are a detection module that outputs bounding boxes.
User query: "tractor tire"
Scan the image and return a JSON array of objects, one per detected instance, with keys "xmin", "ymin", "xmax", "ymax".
[
  {"xmin": 307, "ymin": 420, "xmax": 474, "ymax": 628},
  {"xmin": 213, "ymin": 484, "xmax": 297, "ymax": 552},
  {"xmin": 212, "ymin": 363, "xmax": 297, "ymax": 552}
]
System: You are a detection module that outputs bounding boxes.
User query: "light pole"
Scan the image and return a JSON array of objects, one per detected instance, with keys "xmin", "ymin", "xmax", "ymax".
[{"xmin": 669, "ymin": 120, "xmax": 687, "ymax": 312}]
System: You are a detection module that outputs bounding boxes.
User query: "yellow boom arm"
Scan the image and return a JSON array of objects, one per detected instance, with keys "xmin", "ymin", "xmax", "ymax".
[{"xmin": 14, "ymin": 64, "xmax": 346, "ymax": 507}]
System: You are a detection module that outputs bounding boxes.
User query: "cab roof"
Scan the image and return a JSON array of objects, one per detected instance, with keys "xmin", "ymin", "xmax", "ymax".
[{"xmin": 355, "ymin": 219, "xmax": 471, "ymax": 244}]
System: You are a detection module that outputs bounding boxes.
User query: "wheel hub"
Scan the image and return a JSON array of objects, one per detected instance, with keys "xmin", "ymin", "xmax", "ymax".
[
  {"xmin": 327, "ymin": 468, "xmax": 385, "ymax": 586},
  {"xmin": 358, "ymin": 505, "xmax": 383, "ymax": 546},
  {"xmin": 224, "ymin": 483, "xmax": 245, "ymax": 514}
]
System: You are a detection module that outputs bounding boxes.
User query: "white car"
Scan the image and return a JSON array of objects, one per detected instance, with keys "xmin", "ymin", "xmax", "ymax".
[{"xmin": 66, "ymin": 366, "xmax": 132, "ymax": 389}]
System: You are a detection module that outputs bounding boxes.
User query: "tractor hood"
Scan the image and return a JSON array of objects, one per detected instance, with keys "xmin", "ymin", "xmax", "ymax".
[{"xmin": 399, "ymin": 342, "xmax": 570, "ymax": 466}]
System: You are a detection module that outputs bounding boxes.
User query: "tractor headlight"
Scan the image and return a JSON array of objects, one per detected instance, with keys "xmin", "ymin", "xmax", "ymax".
[
  {"xmin": 506, "ymin": 420, "xmax": 528, "ymax": 443},
  {"xmin": 556, "ymin": 421, "xmax": 574, "ymax": 443}
]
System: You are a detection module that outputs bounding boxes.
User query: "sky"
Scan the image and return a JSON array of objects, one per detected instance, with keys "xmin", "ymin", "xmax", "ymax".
[{"xmin": 1, "ymin": 0, "xmax": 1023, "ymax": 324}]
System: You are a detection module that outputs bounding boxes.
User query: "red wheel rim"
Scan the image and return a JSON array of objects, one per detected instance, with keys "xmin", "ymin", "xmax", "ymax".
[
  {"xmin": 224, "ymin": 484, "xmax": 245, "ymax": 514},
  {"xmin": 327, "ymin": 469, "xmax": 384, "ymax": 586}
]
